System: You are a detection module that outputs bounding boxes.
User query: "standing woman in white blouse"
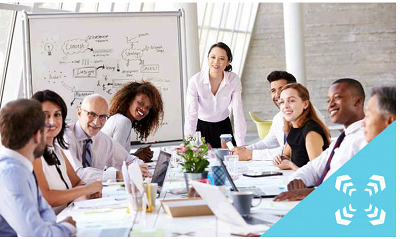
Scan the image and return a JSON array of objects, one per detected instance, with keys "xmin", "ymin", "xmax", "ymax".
[
  {"xmin": 185, "ymin": 42, "xmax": 247, "ymax": 148},
  {"xmin": 32, "ymin": 90, "xmax": 103, "ymax": 214}
]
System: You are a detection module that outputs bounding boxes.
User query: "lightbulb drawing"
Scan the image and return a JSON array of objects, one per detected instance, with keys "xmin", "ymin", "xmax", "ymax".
[{"xmin": 44, "ymin": 43, "xmax": 54, "ymax": 56}]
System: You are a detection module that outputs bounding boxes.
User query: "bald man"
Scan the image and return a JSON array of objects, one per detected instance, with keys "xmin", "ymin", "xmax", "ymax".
[{"xmin": 63, "ymin": 94, "xmax": 148, "ymax": 183}]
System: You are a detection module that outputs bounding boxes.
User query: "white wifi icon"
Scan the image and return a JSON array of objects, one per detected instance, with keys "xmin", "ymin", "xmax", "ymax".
[
  {"xmin": 335, "ymin": 175, "xmax": 357, "ymax": 196},
  {"xmin": 364, "ymin": 175, "xmax": 386, "ymax": 196}
]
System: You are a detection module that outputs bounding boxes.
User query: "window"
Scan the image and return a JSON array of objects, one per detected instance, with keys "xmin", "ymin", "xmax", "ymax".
[
  {"xmin": 0, "ymin": 2, "xmax": 258, "ymax": 106},
  {"xmin": 197, "ymin": 3, "xmax": 258, "ymax": 77},
  {"xmin": 78, "ymin": 2, "xmax": 97, "ymax": 12},
  {"xmin": 60, "ymin": 2, "xmax": 79, "ymax": 12},
  {"xmin": 35, "ymin": 3, "xmax": 61, "ymax": 10},
  {"xmin": 0, "ymin": 9, "xmax": 13, "ymax": 88},
  {"xmin": 97, "ymin": 2, "xmax": 114, "ymax": 12},
  {"xmin": 112, "ymin": 3, "xmax": 130, "ymax": 12}
]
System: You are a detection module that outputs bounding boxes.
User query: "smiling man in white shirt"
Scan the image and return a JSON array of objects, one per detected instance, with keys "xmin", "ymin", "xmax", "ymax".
[
  {"xmin": 63, "ymin": 94, "xmax": 148, "ymax": 183},
  {"xmin": 274, "ymin": 78, "xmax": 367, "ymax": 201},
  {"xmin": 234, "ymin": 71, "xmax": 325, "ymax": 161}
]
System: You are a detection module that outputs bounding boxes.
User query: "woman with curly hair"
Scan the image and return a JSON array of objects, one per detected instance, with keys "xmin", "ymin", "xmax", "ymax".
[{"xmin": 102, "ymin": 81, "xmax": 164, "ymax": 162}]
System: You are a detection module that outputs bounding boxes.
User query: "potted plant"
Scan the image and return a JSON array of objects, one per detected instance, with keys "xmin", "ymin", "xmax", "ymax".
[{"xmin": 176, "ymin": 135, "xmax": 211, "ymax": 192}]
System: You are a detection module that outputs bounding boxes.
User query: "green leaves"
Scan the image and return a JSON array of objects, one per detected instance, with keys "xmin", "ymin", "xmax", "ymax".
[{"xmin": 176, "ymin": 136, "xmax": 211, "ymax": 173}]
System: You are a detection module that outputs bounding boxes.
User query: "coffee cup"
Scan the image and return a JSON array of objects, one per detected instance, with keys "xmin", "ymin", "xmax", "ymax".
[
  {"xmin": 220, "ymin": 134, "xmax": 232, "ymax": 149},
  {"xmin": 231, "ymin": 191, "xmax": 262, "ymax": 217}
]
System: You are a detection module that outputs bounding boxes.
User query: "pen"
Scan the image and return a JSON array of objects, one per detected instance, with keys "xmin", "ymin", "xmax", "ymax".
[
  {"xmin": 280, "ymin": 141, "xmax": 287, "ymax": 161},
  {"xmin": 103, "ymin": 166, "xmax": 108, "ymax": 171}
]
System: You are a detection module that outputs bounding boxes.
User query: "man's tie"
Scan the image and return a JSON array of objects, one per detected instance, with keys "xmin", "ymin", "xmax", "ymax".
[
  {"xmin": 316, "ymin": 131, "xmax": 346, "ymax": 186},
  {"xmin": 82, "ymin": 139, "xmax": 93, "ymax": 168}
]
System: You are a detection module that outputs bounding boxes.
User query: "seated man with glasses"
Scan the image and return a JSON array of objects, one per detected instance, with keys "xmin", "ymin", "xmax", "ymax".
[{"xmin": 63, "ymin": 94, "xmax": 149, "ymax": 183}]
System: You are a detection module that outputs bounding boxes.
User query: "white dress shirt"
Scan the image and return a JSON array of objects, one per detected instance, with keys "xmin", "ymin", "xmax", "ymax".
[
  {"xmin": 41, "ymin": 144, "xmax": 73, "ymax": 214},
  {"xmin": 184, "ymin": 69, "xmax": 247, "ymax": 146},
  {"xmin": 290, "ymin": 120, "xmax": 367, "ymax": 187},
  {"xmin": 63, "ymin": 122, "xmax": 141, "ymax": 183},
  {"xmin": 41, "ymin": 145, "xmax": 73, "ymax": 191},
  {"xmin": 246, "ymin": 107, "xmax": 326, "ymax": 160}
]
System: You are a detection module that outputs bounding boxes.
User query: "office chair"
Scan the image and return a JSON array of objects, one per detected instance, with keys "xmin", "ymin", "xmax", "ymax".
[{"xmin": 248, "ymin": 112, "xmax": 273, "ymax": 140}]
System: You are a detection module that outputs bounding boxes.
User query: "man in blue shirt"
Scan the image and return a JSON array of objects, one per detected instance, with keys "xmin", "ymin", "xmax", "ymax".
[{"xmin": 0, "ymin": 99, "xmax": 76, "ymax": 236}]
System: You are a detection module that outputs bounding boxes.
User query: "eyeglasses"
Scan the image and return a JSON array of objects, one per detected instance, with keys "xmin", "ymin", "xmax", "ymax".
[{"xmin": 81, "ymin": 108, "xmax": 109, "ymax": 121}]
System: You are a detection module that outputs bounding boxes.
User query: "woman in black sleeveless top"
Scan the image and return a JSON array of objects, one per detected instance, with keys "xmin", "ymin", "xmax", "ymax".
[{"xmin": 273, "ymin": 83, "xmax": 330, "ymax": 170}]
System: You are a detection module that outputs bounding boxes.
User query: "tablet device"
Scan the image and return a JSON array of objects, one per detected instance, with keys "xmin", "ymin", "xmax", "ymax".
[
  {"xmin": 215, "ymin": 155, "xmax": 281, "ymax": 198},
  {"xmin": 243, "ymin": 171, "xmax": 283, "ymax": 178}
]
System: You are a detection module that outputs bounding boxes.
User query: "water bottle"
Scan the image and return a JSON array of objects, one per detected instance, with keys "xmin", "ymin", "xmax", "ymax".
[
  {"xmin": 207, "ymin": 151, "xmax": 218, "ymax": 185},
  {"xmin": 208, "ymin": 151, "xmax": 227, "ymax": 186},
  {"xmin": 194, "ymin": 131, "xmax": 202, "ymax": 146}
]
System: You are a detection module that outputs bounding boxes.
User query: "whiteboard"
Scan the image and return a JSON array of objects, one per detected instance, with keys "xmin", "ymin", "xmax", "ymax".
[{"xmin": 23, "ymin": 12, "xmax": 184, "ymax": 143}]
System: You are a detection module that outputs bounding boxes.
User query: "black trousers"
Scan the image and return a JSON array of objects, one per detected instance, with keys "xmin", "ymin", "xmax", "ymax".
[{"xmin": 196, "ymin": 117, "xmax": 236, "ymax": 149}]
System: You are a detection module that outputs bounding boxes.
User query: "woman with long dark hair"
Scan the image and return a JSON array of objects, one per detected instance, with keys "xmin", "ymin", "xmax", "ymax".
[
  {"xmin": 32, "ymin": 90, "xmax": 102, "ymax": 214},
  {"xmin": 273, "ymin": 83, "xmax": 330, "ymax": 170},
  {"xmin": 184, "ymin": 42, "xmax": 246, "ymax": 148}
]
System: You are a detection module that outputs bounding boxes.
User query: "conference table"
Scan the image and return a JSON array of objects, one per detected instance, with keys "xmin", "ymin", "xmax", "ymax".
[{"xmin": 57, "ymin": 148, "xmax": 299, "ymax": 237}]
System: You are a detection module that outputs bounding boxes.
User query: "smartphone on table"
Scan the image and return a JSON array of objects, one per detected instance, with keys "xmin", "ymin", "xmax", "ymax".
[{"xmin": 243, "ymin": 171, "xmax": 283, "ymax": 177}]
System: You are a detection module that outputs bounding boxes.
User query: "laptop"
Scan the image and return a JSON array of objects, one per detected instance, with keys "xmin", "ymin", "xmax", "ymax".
[
  {"xmin": 215, "ymin": 155, "xmax": 281, "ymax": 198},
  {"xmin": 150, "ymin": 150, "xmax": 171, "ymax": 195},
  {"xmin": 192, "ymin": 181, "xmax": 270, "ymax": 227}
]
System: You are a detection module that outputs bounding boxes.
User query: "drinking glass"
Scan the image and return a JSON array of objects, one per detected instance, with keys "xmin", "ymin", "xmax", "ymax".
[{"xmin": 224, "ymin": 155, "xmax": 239, "ymax": 175}]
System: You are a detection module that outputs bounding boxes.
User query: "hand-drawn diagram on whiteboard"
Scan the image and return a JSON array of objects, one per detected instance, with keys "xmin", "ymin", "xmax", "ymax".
[
  {"xmin": 56, "ymin": 33, "xmax": 167, "ymax": 106},
  {"xmin": 25, "ymin": 13, "xmax": 184, "ymax": 143}
]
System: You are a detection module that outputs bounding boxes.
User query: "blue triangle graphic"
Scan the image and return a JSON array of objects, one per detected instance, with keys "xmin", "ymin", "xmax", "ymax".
[{"xmin": 262, "ymin": 122, "xmax": 396, "ymax": 237}]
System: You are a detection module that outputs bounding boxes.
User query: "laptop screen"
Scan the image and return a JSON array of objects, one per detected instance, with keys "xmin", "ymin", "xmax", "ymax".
[
  {"xmin": 150, "ymin": 151, "xmax": 171, "ymax": 188},
  {"xmin": 215, "ymin": 154, "xmax": 239, "ymax": 192}
]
